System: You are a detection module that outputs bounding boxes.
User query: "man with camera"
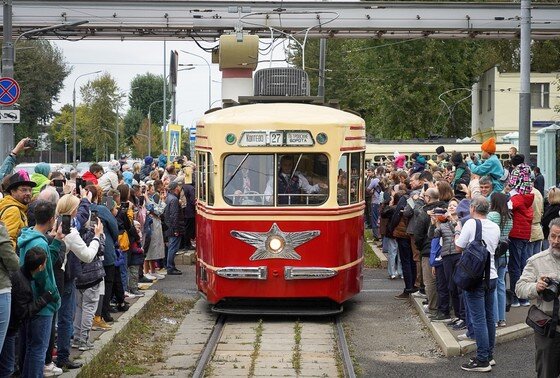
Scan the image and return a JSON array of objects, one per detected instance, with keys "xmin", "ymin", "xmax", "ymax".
[{"xmin": 516, "ymin": 217, "xmax": 560, "ymax": 378}]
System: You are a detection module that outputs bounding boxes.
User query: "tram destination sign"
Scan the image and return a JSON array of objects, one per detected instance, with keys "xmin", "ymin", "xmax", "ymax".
[{"xmin": 239, "ymin": 130, "xmax": 314, "ymax": 147}]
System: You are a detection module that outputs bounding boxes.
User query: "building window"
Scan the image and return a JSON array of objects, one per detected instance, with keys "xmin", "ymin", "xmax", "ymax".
[
  {"xmin": 531, "ymin": 83, "xmax": 550, "ymax": 109},
  {"xmin": 487, "ymin": 85, "xmax": 492, "ymax": 111},
  {"xmin": 478, "ymin": 89, "xmax": 483, "ymax": 114}
]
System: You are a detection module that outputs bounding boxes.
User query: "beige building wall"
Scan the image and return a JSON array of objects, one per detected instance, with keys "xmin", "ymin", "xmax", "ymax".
[{"xmin": 471, "ymin": 66, "xmax": 560, "ymax": 146}]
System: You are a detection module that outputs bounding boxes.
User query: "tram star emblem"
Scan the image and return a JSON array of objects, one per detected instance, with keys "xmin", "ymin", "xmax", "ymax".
[{"xmin": 231, "ymin": 223, "xmax": 320, "ymax": 261}]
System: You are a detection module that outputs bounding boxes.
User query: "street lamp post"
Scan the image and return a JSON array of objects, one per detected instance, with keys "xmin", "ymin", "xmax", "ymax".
[
  {"xmin": 148, "ymin": 99, "xmax": 164, "ymax": 157},
  {"xmin": 79, "ymin": 139, "xmax": 82, "ymax": 161},
  {"xmin": 73, "ymin": 70, "xmax": 101, "ymax": 164},
  {"xmin": 180, "ymin": 50, "xmax": 212, "ymax": 109},
  {"xmin": 64, "ymin": 137, "xmax": 68, "ymax": 164}
]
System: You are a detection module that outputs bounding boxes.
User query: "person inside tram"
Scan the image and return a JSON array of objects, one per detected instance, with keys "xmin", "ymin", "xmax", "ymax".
[
  {"xmin": 223, "ymin": 158, "xmax": 258, "ymax": 205},
  {"xmin": 264, "ymin": 154, "xmax": 328, "ymax": 205}
]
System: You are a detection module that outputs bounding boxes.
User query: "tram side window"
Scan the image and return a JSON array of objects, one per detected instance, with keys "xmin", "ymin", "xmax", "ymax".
[
  {"xmin": 350, "ymin": 152, "xmax": 364, "ymax": 204},
  {"xmin": 208, "ymin": 154, "xmax": 215, "ymax": 206},
  {"xmin": 337, "ymin": 155, "xmax": 349, "ymax": 205},
  {"xmin": 223, "ymin": 154, "xmax": 274, "ymax": 206},
  {"xmin": 197, "ymin": 152, "xmax": 207, "ymax": 202},
  {"xmin": 267, "ymin": 153, "xmax": 328, "ymax": 206}
]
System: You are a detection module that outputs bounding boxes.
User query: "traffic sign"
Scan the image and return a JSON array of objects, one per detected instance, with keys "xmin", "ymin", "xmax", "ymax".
[
  {"xmin": 0, "ymin": 110, "xmax": 20, "ymax": 123},
  {"xmin": 0, "ymin": 77, "xmax": 20, "ymax": 106}
]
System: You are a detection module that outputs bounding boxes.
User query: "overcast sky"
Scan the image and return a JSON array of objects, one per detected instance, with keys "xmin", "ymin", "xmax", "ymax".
[{"xmin": 52, "ymin": 38, "xmax": 289, "ymax": 132}]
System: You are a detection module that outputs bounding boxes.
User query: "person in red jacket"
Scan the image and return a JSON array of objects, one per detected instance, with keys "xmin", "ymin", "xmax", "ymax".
[
  {"xmin": 508, "ymin": 185, "xmax": 534, "ymax": 307},
  {"xmin": 81, "ymin": 163, "xmax": 104, "ymax": 185}
]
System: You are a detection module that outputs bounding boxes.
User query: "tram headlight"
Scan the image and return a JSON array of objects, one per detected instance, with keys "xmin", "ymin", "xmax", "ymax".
[{"xmin": 267, "ymin": 235, "xmax": 285, "ymax": 254}]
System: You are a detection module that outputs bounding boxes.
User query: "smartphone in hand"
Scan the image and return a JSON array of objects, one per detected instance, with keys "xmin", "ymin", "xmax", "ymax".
[{"xmin": 61, "ymin": 215, "xmax": 71, "ymax": 235}]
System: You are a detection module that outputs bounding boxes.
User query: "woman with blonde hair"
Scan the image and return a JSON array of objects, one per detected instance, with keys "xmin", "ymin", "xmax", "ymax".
[{"xmin": 56, "ymin": 194, "xmax": 104, "ymax": 354}]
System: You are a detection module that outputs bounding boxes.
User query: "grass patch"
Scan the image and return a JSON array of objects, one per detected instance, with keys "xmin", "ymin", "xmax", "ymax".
[
  {"xmin": 78, "ymin": 292, "xmax": 194, "ymax": 378},
  {"xmin": 363, "ymin": 238, "xmax": 381, "ymax": 268},
  {"xmin": 291, "ymin": 321, "xmax": 302, "ymax": 374},
  {"xmin": 248, "ymin": 319, "xmax": 263, "ymax": 378}
]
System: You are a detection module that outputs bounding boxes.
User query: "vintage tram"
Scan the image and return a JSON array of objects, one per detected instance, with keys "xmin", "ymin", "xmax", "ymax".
[{"xmin": 194, "ymin": 100, "xmax": 365, "ymax": 314}]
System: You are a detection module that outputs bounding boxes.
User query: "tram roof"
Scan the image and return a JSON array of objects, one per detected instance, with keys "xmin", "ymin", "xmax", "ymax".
[{"xmin": 199, "ymin": 103, "xmax": 364, "ymax": 128}]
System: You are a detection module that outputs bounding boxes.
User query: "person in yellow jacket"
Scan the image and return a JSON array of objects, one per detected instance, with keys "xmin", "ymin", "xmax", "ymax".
[{"xmin": 0, "ymin": 171, "xmax": 36, "ymax": 247}]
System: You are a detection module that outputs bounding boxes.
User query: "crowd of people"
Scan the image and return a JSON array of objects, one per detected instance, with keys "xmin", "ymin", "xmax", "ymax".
[
  {"xmin": 366, "ymin": 139, "xmax": 560, "ymax": 374},
  {"xmin": 0, "ymin": 138, "xmax": 196, "ymax": 377}
]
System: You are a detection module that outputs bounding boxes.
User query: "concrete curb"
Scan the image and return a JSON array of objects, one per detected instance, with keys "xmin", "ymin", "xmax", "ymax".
[
  {"xmin": 60, "ymin": 290, "xmax": 157, "ymax": 378},
  {"xmin": 410, "ymin": 296, "xmax": 533, "ymax": 357},
  {"xmin": 367, "ymin": 241, "xmax": 388, "ymax": 269}
]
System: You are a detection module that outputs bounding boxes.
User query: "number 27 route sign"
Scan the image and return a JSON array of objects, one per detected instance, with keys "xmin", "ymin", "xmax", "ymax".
[{"xmin": 0, "ymin": 77, "xmax": 20, "ymax": 106}]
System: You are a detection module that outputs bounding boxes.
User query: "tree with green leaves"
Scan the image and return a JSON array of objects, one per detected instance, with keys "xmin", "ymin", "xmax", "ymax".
[
  {"xmin": 7, "ymin": 40, "xmax": 70, "ymax": 140},
  {"xmin": 124, "ymin": 73, "xmax": 171, "ymax": 143},
  {"xmin": 290, "ymin": 38, "xmax": 560, "ymax": 140},
  {"xmin": 51, "ymin": 73, "xmax": 122, "ymax": 161}
]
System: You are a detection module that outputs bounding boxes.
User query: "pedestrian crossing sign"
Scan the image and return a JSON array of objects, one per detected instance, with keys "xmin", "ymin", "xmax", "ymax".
[{"xmin": 167, "ymin": 124, "xmax": 182, "ymax": 161}]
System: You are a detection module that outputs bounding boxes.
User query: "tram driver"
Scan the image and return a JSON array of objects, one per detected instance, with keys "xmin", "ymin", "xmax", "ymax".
[{"xmin": 264, "ymin": 154, "xmax": 328, "ymax": 205}]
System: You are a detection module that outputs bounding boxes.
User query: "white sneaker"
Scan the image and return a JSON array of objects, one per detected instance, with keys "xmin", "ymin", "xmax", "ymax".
[
  {"xmin": 44, "ymin": 362, "xmax": 63, "ymax": 377},
  {"xmin": 144, "ymin": 273, "xmax": 157, "ymax": 281},
  {"xmin": 412, "ymin": 291, "xmax": 427, "ymax": 299},
  {"xmin": 153, "ymin": 273, "xmax": 165, "ymax": 280},
  {"xmin": 457, "ymin": 333, "xmax": 473, "ymax": 341},
  {"xmin": 125, "ymin": 291, "xmax": 139, "ymax": 298}
]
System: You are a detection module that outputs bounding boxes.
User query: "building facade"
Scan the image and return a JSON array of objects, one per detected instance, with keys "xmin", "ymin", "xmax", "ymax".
[{"xmin": 471, "ymin": 66, "xmax": 560, "ymax": 147}]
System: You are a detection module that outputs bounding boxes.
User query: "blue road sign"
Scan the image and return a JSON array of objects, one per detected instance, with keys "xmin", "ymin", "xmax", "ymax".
[{"xmin": 0, "ymin": 77, "xmax": 20, "ymax": 106}]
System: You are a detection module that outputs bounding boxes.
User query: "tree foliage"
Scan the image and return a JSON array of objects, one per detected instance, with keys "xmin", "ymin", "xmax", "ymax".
[
  {"xmin": 125, "ymin": 73, "xmax": 171, "ymax": 141},
  {"xmin": 132, "ymin": 118, "xmax": 162, "ymax": 158},
  {"xmin": 8, "ymin": 40, "xmax": 70, "ymax": 140},
  {"xmin": 50, "ymin": 73, "xmax": 123, "ymax": 161},
  {"xmin": 290, "ymin": 38, "xmax": 560, "ymax": 139}
]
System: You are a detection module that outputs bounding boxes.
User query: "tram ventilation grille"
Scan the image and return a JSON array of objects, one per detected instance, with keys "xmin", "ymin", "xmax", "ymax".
[{"xmin": 253, "ymin": 68, "xmax": 310, "ymax": 96}]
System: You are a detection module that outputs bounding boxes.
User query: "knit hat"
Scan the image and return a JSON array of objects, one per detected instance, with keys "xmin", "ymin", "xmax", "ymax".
[
  {"xmin": 481, "ymin": 137, "xmax": 496, "ymax": 154},
  {"xmin": 144, "ymin": 156, "xmax": 154, "ymax": 165},
  {"xmin": 511, "ymin": 154, "xmax": 524, "ymax": 167},
  {"xmin": 451, "ymin": 152, "xmax": 463, "ymax": 165},
  {"xmin": 456, "ymin": 198, "xmax": 471, "ymax": 219},
  {"xmin": 123, "ymin": 171, "xmax": 133, "ymax": 187},
  {"xmin": 34, "ymin": 162, "xmax": 51, "ymax": 177},
  {"xmin": 108, "ymin": 160, "xmax": 120, "ymax": 172},
  {"xmin": 435, "ymin": 146, "xmax": 445, "ymax": 155}
]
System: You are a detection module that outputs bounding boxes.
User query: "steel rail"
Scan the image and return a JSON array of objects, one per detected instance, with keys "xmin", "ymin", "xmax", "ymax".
[
  {"xmin": 192, "ymin": 314, "xmax": 226, "ymax": 378},
  {"xmin": 336, "ymin": 316, "xmax": 356, "ymax": 378}
]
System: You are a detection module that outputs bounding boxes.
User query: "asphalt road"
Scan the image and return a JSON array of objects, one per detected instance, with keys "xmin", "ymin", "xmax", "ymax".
[
  {"xmin": 153, "ymin": 264, "xmax": 537, "ymax": 377},
  {"xmin": 342, "ymin": 268, "xmax": 537, "ymax": 377}
]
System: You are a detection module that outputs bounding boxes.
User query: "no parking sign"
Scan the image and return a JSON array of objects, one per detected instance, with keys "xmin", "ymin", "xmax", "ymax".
[{"xmin": 0, "ymin": 77, "xmax": 20, "ymax": 106}]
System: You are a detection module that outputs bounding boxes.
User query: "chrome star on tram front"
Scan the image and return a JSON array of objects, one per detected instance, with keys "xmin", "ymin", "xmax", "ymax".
[{"xmin": 230, "ymin": 223, "xmax": 320, "ymax": 261}]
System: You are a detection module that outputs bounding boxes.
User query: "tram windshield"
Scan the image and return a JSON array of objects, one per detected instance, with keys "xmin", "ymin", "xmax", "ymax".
[{"xmin": 223, "ymin": 153, "xmax": 329, "ymax": 206}]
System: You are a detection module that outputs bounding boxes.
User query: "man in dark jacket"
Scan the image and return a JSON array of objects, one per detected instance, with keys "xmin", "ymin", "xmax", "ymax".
[
  {"xmin": 164, "ymin": 182, "xmax": 185, "ymax": 275},
  {"xmin": 414, "ymin": 188, "xmax": 448, "ymax": 321}
]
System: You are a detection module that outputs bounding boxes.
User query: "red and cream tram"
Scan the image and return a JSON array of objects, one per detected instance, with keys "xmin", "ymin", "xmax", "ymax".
[{"xmin": 194, "ymin": 101, "xmax": 365, "ymax": 313}]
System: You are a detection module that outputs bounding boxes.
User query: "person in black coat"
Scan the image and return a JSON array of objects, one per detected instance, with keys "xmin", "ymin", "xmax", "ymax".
[
  {"xmin": 0, "ymin": 248, "xmax": 57, "ymax": 377},
  {"xmin": 164, "ymin": 182, "xmax": 185, "ymax": 275},
  {"xmin": 542, "ymin": 187, "xmax": 560, "ymax": 250}
]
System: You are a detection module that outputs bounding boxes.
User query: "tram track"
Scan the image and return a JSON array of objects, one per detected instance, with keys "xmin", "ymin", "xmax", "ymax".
[{"xmin": 192, "ymin": 315, "xmax": 356, "ymax": 378}]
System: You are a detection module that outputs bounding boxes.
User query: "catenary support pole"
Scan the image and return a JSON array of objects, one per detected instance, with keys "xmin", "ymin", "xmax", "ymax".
[
  {"xmin": 318, "ymin": 38, "xmax": 326, "ymax": 98},
  {"xmin": 0, "ymin": 0, "xmax": 14, "ymax": 161},
  {"xmin": 518, "ymin": 0, "xmax": 531, "ymax": 161}
]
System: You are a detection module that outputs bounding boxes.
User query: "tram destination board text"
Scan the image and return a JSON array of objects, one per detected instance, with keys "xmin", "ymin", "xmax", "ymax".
[{"xmin": 239, "ymin": 130, "xmax": 314, "ymax": 147}]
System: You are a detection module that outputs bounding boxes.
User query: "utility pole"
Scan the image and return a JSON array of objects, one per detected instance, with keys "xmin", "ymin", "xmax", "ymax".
[
  {"xmin": 518, "ymin": 0, "xmax": 531, "ymax": 161},
  {"xmin": 163, "ymin": 38, "xmax": 167, "ymax": 151},
  {"xmin": 318, "ymin": 39, "xmax": 326, "ymax": 98},
  {"xmin": 1, "ymin": 0, "xmax": 14, "ymax": 161}
]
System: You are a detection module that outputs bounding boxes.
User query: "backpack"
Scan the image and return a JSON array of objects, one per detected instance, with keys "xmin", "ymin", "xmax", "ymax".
[
  {"xmin": 429, "ymin": 237, "xmax": 443, "ymax": 268},
  {"xmin": 453, "ymin": 219, "xmax": 491, "ymax": 291},
  {"xmin": 75, "ymin": 225, "xmax": 106, "ymax": 290}
]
